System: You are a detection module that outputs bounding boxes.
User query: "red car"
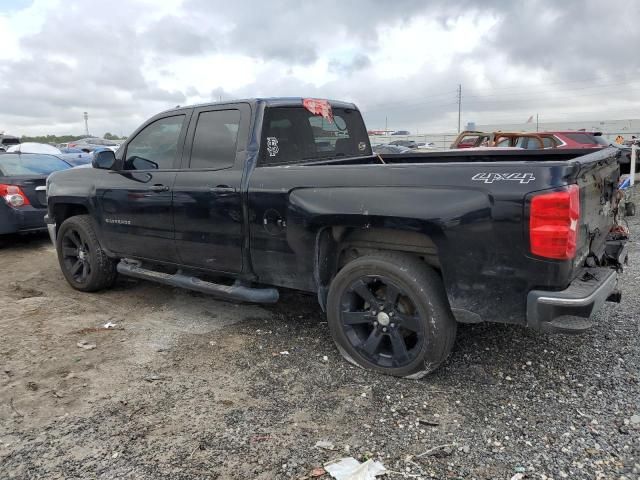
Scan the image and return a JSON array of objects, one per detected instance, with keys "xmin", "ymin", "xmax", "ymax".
[{"xmin": 542, "ymin": 131, "xmax": 610, "ymax": 149}]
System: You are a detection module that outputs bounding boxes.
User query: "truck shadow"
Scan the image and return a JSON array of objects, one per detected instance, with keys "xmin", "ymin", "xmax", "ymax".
[{"xmin": 0, "ymin": 231, "xmax": 51, "ymax": 251}]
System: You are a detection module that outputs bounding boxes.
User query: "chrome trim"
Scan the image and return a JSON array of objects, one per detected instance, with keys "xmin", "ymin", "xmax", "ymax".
[
  {"xmin": 35, "ymin": 186, "xmax": 47, "ymax": 191},
  {"xmin": 536, "ymin": 271, "xmax": 617, "ymax": 307},
  {"xmin": 47, "ymin": 223, "xmax": 56, "ymax": 247}
]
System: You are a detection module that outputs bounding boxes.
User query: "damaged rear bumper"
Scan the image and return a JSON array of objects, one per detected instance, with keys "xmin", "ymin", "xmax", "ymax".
[{"xmin": 527, "ymin": 267, "xmax": 619, "ymax": 334}]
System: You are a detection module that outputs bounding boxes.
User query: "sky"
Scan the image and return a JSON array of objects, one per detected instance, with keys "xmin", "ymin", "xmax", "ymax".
[{"xmin": 0, "ymin": 0, "xmax": 639, "ymax": 137}]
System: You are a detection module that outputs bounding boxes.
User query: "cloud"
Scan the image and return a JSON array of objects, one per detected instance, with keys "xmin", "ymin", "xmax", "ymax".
[
  {"xmin": 328, "ymin": 53, "xmax": 372, "ymax": 75},
  {"xmin": 0, "ymin": 0, "xmax": 639, "ymax": 136}
]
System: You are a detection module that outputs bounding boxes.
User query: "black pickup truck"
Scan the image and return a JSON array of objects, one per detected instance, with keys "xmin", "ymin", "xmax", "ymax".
[{"xmin": 45, "ymin": 98, "xmax": 628, "ymax": 378}]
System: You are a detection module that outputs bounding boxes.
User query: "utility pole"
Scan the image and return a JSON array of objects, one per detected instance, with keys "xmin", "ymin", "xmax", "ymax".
[
  {"xmin": 385, "ymin": 116, "xmax": 388, "ymax": 134},
  {"xmin": 83, "ymin": 111, "xmax": 89, "ymax": 136},
  {"xmin": 457, "ymin": 84, "xmax": 462, "ymax": 133},
  {"xmin": 536, "ymin": 113, "xmax": 539, "ymax": 132}
]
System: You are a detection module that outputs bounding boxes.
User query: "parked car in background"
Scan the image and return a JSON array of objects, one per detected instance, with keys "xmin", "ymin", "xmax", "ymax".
[
  {"xmin": 59, "ymin": 148, "xmax": 93, "ymax": 166},
  {"xmin": 68, "ymin": 137, "xmax": 121, "ymax": 152},
  {"xmin": 7, "ymin": 142, "xmax": 61, "ymax": 155},
  {"xmin": 493, "ymin": 132, "xmax": 558, "ymax": 149},
  {"xmin": 451, "ymin": 130, "xmax": 488, "ymax": 148},
  {"xmin": 543, "ymin": 131, "xmax": 610, "ymax": 149},
  {"xmin": 1, "ymin": 153, "xmax": 71, "ymax": 236},
  {"xmin": 388, "ymin": 139, "xmax": 419, "ymax": 149},
  {"xmin": 373, "ymin": 144, "xmax": 412, "ymax": 154},
  {"xmin": 392, "ymin": 130, "xmax": 410, "ymax": 135},
  {"xmin": 0, "ymin": 134, "xmax": 20, "ymax": 152},
  {"xmin": 416, "ymin": 142, "xmax": 437, "ymax": 149},
  {"xmin": 5, "ymin": 142, "xmax": 92, "ymax": 168},
  {"xmin": 452, "ymin": 130, "xmax": 610, "ymax": 150}
]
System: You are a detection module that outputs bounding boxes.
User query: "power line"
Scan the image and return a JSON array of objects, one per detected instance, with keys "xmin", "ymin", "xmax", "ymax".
[
  {"xmin": 464, "ymin": 80, "xmax": 640, "ymax": 100},
  {"xmin": 360, "ymin": 79, "xmax": 640, "ymax": 114}
]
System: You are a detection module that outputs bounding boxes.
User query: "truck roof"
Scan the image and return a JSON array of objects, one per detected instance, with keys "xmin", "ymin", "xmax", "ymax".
[{"xmin": 159, "ymin": 97, "xmax": 360, "ymax": 116}]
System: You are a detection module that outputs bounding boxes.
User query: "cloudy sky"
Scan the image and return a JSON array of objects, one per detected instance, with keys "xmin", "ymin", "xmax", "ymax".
[{"xmin": 1, "ymin": 0, "xmax": 639, "ymax": 137}]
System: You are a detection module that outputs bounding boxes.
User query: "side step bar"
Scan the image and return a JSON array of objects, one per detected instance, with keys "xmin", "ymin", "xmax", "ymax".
[{"xmin": 116, "ymin": 261, "xmax": 279, "ymax": 304}]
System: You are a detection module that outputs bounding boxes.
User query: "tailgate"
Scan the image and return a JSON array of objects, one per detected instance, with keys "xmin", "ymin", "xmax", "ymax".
[{"xmin": 574, "ymin": 149, "xmax": 621, "ymax": 268}]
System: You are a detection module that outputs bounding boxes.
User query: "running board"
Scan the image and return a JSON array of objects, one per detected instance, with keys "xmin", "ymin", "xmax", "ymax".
[{"xmin": 116, "ymin": 261, "xmax": 279, "ymax": 304}]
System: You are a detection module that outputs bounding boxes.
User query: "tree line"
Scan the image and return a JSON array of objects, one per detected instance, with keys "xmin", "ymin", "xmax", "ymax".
[{"xmin": 19, "ymin": 133, "xmax": 127, "ymax": 144}]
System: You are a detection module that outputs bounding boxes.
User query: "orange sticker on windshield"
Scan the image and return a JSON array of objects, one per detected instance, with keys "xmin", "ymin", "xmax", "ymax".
[{"xmin": 303, "ymin": 98, "xmax": 333, "ymax": 123}]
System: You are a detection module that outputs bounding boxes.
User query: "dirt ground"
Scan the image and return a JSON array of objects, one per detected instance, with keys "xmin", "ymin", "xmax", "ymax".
[{"xmin": 1, "ymin": 225, "xmax": 639, "ymax": 479}]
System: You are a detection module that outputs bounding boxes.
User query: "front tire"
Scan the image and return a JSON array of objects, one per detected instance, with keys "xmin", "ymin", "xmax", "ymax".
[
  {"xmin": 327, "ymin": 253, "xmax": 456, "ymax": 379},
  {"xmin": 56, "ymin": 215, "xmax": 117, "ymax": 292}
]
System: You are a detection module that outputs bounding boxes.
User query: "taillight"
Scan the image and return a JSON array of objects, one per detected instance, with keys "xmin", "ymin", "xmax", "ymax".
[
  {"xmin": 0, "ymin": 184, "xmax": 31, "ymax": 208},
  {"xmin": 529, "ymin": 184, "xmax": 580, "ymax": 260}
]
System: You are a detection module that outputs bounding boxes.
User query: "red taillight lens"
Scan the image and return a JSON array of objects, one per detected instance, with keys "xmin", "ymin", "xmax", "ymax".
[
  {"xmin": 529, "ymin": 185, "xmax": 580, "ymax": 260},
  {"xmin": 0, "ymin": 184, "xmax": 31, "ymax": 207}
]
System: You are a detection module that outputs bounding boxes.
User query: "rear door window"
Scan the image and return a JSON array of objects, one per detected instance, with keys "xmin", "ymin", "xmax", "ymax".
[
  {"xmin": 260, "ymin": 106, "xmax": 371, "ymax": 165},
  {"xmin": 189, "ymin": 110, "xmax": 240, "ymax": 169}
]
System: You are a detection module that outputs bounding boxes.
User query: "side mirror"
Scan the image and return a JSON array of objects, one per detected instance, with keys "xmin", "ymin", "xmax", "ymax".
[{"xmin": 92, "ymin": 148, "xmax": 116, "ymax": 170}]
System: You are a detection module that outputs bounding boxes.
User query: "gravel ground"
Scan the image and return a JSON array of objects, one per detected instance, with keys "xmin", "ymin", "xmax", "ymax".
[{"xmin": 1, "ymin": 217, "xmax": 639, "ymax": 479}]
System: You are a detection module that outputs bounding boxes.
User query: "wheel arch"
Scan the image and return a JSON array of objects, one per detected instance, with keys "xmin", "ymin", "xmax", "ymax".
[
  {"xmin": 314, "ymin": 223, "xmax": 446, "ymax": 310},
  {"xmin": 50, "ymin": 200, "xmax": 91, "ymax": 232}
]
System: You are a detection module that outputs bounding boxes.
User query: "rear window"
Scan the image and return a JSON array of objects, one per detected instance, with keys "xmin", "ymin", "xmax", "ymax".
[
  {"xmin": 564, "ymin": 133, "xmax": 600, "ymax": 145},
  {"xmin": 260, "ymin": 106, "xmax": 371, "ymax": 166},
  {"xmin": 0, "ymin": 154, "xmax": 71, "ymax": 176}
]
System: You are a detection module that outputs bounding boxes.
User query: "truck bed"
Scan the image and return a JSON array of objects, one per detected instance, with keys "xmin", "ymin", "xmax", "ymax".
[{"xmin": 304, "ymin": 146, "xmax": 621, "ymax": 166}]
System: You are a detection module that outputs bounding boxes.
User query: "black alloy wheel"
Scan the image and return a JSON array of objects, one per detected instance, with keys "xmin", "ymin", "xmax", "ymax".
[
  {"xmin": 327, "ymin": 253, "xmax": 456, "ymax": 378},
  {"xmin": 340, "ymin": 275, "xmax": 423, "ymax": 369},
  {"xmin": 61, "ymin": 227, "xmax": 92, "ymax": 284},
  {"xmin": 56, "ymin": 215, "xmax": 117, "ymax": 292}
]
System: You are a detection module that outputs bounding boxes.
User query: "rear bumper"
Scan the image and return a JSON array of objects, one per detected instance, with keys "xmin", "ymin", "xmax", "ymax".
[
  {"xmin": 527, "ymin": 267, "xmax": 619, "ymax": 333},
  {"xmin": 0, "ymin": 204, "xmax": 47, "ymax": 235}
]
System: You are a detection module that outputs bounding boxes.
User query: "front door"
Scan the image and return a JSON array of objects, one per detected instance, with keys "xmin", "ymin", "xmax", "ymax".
[
  {"xmin": 97, "ymin": 113, "xmax": 188, "ymax": 262},
  {"xmin": 173, "ymin": 104, "xmax": 249, "ymax": 274}
]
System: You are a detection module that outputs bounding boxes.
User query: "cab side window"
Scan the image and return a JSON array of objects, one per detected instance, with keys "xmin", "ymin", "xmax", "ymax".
[
  {"xmin": 189, "ymin": 110, "xmax": 240, "ymax": 169},
  {"xmin": 125, "ymin": 115, "xmax": 185, "ymax": 170}
]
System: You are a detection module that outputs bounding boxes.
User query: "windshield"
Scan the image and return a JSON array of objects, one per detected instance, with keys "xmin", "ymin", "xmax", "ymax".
[
  {"xmin": 0, "ymin": 153, "xmax": 71, "ymax": 176},
  {"xmin": 260, "ymin": 105, "xmax": 371, "ymax": 165}
]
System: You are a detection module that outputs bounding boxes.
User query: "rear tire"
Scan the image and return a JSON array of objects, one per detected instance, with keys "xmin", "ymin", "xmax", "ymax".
[
  {"xmin": 56, "ymin": 215, "xmax": 117, "ymax": 292},
  {"xmin": 327, "ymin": 253, "xmax": 456, "ymax": 378}
]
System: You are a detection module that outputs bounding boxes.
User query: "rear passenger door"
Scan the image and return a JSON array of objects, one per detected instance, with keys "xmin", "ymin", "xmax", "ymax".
[{"xmin": 173, "ymin": 104, "xmax": 250, "ymax": 274}]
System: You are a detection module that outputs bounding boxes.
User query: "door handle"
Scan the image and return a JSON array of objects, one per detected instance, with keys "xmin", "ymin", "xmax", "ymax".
[
  {"xmin": 209, "ymin": 185, "xmax": 236, "ymax": 193},
  {"xmin": 149, "ymin": 184, "xmax": 169, "ymax": 192}
]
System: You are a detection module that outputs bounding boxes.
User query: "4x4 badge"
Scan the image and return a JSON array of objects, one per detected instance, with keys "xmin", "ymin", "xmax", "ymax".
[{"xmin": 472, "ymin": 172, "xmax": 536, "ymax": 184}]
